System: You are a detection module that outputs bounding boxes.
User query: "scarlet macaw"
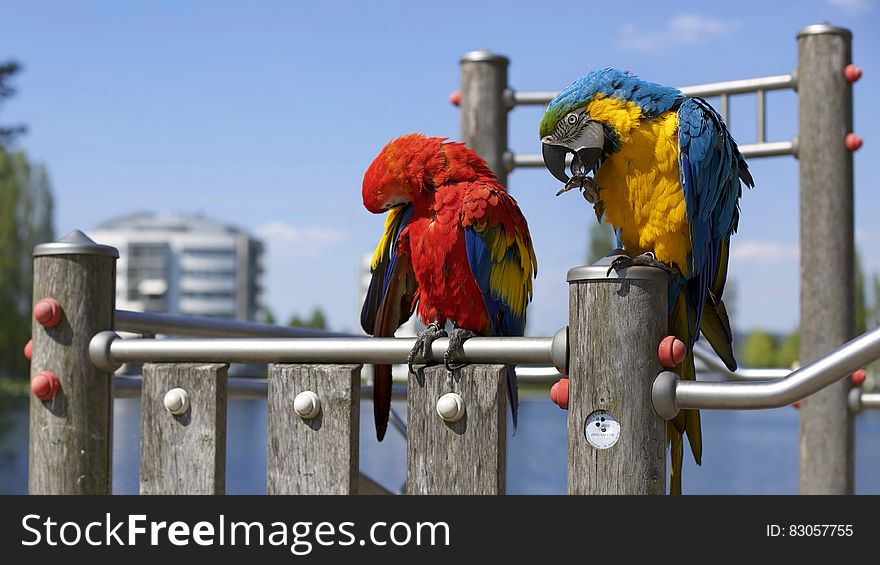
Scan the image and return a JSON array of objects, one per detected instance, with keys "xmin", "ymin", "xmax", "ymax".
[
  {"xmin": 361, "ymin": 133, "xmax": 538, "ymax": 441},
  {"xmin": 539, "ymin": 69, "xmax": 753, "ymax": 493}
]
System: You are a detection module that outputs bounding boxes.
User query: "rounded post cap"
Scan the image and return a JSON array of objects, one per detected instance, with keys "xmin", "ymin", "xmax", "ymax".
[
  {"xmin": 460, "ymin": 49, "xmax": 509, "ymax": 64},
  {"xmin": 33, "ymin": 229, "xmax": 119, "ymax": 258},
  {"xmin": 567, "ymin": 254, "xmax": 670, "ymax": 282},
  {"xmin": 797, "ymin": 22, "xmax": 852, "ymax": 40}
]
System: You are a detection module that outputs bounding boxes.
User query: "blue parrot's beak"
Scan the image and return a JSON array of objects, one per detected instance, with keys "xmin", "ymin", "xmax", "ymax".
[
  {"xmin": 542, "ymin": 121, "xmax": 605, "ymax": 184},
  {"xmin": 542, "ymin": 142, "xmax": 571, "ymax": 183}
]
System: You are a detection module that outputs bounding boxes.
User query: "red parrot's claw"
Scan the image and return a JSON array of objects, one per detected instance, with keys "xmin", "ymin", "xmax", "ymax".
[
  {"xmin": 444, "ymin": 328, "xmax": 477, "ymax": 372},
  {"xmin": 407, "ymin": 322, "xmax": 447, "ymax": 374}
]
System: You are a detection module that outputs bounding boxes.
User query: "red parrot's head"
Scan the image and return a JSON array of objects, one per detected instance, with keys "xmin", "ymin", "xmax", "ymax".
[{"xmin": 362, "ymin": 133, "xmax": 447, "ymax": 213}]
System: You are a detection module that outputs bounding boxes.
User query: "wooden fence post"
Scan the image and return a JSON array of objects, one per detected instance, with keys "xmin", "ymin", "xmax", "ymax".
[
  {"xmin": 567, "ymin": 259, "xmax": 668, "ymax": 495},
  {"xmin": 29, "ymin": 230, "xmax": 118, "ymax": 494},
  {"xmin": 406, "ymin": 364, "xmax": 507, "ymax": 495},
  {"xmin": 140, "ymin": 363, "xmax": 228, "ymax": 495},
  {"xmin": 267, "ymin": 364, "xmax": 361, "ymax": 494}
]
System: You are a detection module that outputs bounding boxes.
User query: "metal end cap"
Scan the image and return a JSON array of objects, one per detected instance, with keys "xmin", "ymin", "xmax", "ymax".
[
  {"xmin": 460, "ymin": 49, "xmax": 509, "ymax": 64},
  {"xmin": 551, "ymin": 327, "xmax": 569, "ymax": 375},
  {"xmin": 848, "ymin": 387, "xmax": 862, "ymax": 414},
  {"xmin": 797, "ymin": 23, "xmax": 852, "ymax": 39},
  {"xmin": 652, "ymin": 371, "xmax": 680, "ymax": 420},
  {"xmin": 89, "ymin": 331, "xmax": 123, "ymax": 374},
  {"xmin": 567, "ymin": 254, "xmax": 671, "ymax": 282},
  {"xmin": 34, "ymin": 229, "xmax": 119, "ymax": 258}
]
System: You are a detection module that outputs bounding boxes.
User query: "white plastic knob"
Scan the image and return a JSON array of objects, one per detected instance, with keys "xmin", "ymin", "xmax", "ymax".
[
  {"xmin": 294, "ymin": 390, "xmax": 321, "ymax": 419},
  {"xmin": 436, "ymin": 392, "xmax": 465, "ymax": 423},
  {"xmin": 164, "ymin": 388, "xmax": 189, "ymax": 415}
]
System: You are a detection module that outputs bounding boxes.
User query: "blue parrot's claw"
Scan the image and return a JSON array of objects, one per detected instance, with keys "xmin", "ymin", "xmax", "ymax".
[
  {"xmin": 606, "ymin": 252, "xmax": 674, "ymax": 277},
  {"xmin": 444, "ymin": 328, "xmax": 477, "ymax": 372},
  {"xmin": 407, "ymin": 322, "xmax": 447, "ymax": 375}
]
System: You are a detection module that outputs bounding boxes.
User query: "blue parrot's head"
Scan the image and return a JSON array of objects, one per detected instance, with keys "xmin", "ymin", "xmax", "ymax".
[{"xmin": 540, "ymin": 68, "xmax": 682, "ymax": 185}]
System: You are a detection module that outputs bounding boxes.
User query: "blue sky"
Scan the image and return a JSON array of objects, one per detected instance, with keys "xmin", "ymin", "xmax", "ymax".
[{"xmin": 3, "ymin": 0, "xmax": 879, "ymax": 337}]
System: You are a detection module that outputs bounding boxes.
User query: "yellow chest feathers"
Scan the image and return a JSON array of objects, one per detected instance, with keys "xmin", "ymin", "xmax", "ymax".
[{"xmin": 594, "ymin": 109, "xmax": 692, "ymax": 274}]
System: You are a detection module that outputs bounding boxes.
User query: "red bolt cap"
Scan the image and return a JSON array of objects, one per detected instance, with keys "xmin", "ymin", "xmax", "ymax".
[
  {"xmin": 33, "ymin": 298, "xmax": 62, "ymax": 328},
  {"xmin": 851, "ymin": 369, "xmax": 867, "ymax": 386},
  {"xmin": 449, "ymin": 90, "xmax": 461, "ymax": 106},
  {"xmin": 845, "ymin": 133, "xmax": 863, "ymax": 152},
  {"xmin": 24, "ymin": 339, "xmax": 32, "ymax": 362},
  {"xmin": 658, "ymin": 335, "xmax": 686, "ymax": 369},
  {"xmin": 845, "ymin": 64, "xmax": 862, "ymax": 83},
  {"xmin": 792, "ymin": 401, "xmax": 801, "ymax": 409},
  {"xmin": 31, "ymin": 370, "xmax": 60, "ymax": 401},
  {"xmin": 550, "ymin": 377, "xmax": 569, "ymax": 410}
]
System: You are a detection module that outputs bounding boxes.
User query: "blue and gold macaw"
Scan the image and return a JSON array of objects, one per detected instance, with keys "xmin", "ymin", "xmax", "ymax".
[{"xmin": 539, "ymin": 69, "xmax": 753, "ymax": 494}]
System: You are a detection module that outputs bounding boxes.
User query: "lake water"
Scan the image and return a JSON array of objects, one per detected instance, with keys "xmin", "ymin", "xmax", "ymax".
[{"xmin": 1, "ymin": 394, "xmax": 878, "ymax": 494}]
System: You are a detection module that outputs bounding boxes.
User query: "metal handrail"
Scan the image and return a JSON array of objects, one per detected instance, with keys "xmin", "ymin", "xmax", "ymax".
[
  {"xmin": 90, "ymin": 329, "xmax": 569, "ymax": 375},
  {"xmin": 115, "ymin": 309, "xmax": 353, "ymax": 338},
  {"xmin": 509, "ymin": 73, "xmax": 797, "ymax": 106},
  {"xmin": 692, "ymin": 343, "xmax": 792, "ymax": 381},
  {"xmin": 653, "ymin": 326, "xmax": 880, "ymax": 419}
]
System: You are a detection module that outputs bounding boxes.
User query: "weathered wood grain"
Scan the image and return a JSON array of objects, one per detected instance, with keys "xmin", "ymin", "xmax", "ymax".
[
  {"xmin": 460, "ymin": 52, "xmax": 509, "ymax": 187},
  {"xmin": 267, "ymin": 364, "xmax": 360, "ymax": 495},
  {"xmin": 406, "ymin": 364, "xmax": 507, "ymax": 495},
  {"xmin": 140, "ymin": 363, "xmax": 228, "ymax": 495},
  {"xmin": 29, "ymin": 254, "xmax": 116, "ymax": 494},
  {"xmin": 568, "ymin": 277, "xmax": 667, "ymax": 495},
  {"xmin": 798, "ymin": 27, "xmax": 855, "ymax": 495}
]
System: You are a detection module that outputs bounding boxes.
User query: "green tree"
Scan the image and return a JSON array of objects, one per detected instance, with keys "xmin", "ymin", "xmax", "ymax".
[
  {"xmin": 0, "ymin": 61, "xmax": 26, "ymax": 145},
  {"xmin": 742, "ymin": 329, "xmax": 778, "ymax": 368},
  {"xmin": 776, "ymin": 330, "xmax": 800, "ymax": 368},
  {"xmin": 0, "ymin": 151, "xmax": 55, "ymax": 377},
  {"xmin": 288, "ymin": 307, "xmax": 327, "ymax": 330},
  {"xmin": 587, "ymin": 221, "xmax": 615, "ymax": 264},
  {"xmin": 855, "ymin": 251, "xmax": 867, "ymax": 334},
  {"xmin": 0, "ymin": 62, "xmax": 54, "ymax": 379}
]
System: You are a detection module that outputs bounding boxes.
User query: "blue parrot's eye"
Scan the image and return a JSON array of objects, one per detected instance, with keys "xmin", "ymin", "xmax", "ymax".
[{"xmin": 566, "ymin": 113, "xmax": 578, "ymax": 125}]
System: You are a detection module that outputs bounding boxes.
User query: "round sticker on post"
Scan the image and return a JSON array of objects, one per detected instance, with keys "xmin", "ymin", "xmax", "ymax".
[{"xmin": 584, "ymin": 410, "xmax": 620, "ymax": 449}]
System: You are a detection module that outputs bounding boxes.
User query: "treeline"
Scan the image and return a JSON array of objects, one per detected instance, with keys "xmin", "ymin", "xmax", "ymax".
[{"xmin": 0, "ymin": 61, "xmax": 55, "ymax": 379}]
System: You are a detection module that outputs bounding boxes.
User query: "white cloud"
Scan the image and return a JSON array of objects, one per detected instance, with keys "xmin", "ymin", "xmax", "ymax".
[
  {"xmin": 730, "ymin": 241, "xmax": 799, "ymax": 263},
  {"xmin": 826, "ymin": 0, "xmax": 874, "ymax": 14},
  {"xmin": 617, "ymin": 14, "xmax": 740, "ymax": 54},
  {"xmin": 255, "ymin": 220, "xmax": 347, "ymax": 256}
]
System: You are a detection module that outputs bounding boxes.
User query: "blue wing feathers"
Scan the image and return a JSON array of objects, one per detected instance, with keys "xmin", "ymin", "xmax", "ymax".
[{"xmin": 676, "ymin": 97, "xmax": 750, "ymax": 346}]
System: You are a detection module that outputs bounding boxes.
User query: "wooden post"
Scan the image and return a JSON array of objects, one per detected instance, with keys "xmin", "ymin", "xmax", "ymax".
[
  {"xmin": 139, "ymin": 363, "xmax": 228, "ymax": 495},
  {"xmin": 29, "ymin": 230, "xmax": 118, "ymax": 494},
  {"xmin": 797, "ymin": 23, "xmax": 855, "ymax": 495},
  {"xmin": 406, "ymin": 364, "xmax": 507, "ymax": 495},
  {"xmin": 460, "ymin": 50, "xmax": 510, "ymax": 187},
  {"xmin": 567, "ymin": 260, "xmax": 668, "ymax": 495},
  {"xmin": 267, "ymin": 364, "xmax": 361, "ymax": 495}
]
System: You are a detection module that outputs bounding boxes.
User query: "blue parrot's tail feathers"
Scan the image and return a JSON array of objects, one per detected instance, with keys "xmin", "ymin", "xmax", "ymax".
[{"xmin": 668, "ymin": 286, "xmax": 703, "ymax": 494}]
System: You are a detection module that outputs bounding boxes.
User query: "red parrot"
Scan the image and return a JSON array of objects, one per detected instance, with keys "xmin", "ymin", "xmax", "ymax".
[{"xmin": 361, "ymin": 133, "xmax": 538, "ymax": 441}]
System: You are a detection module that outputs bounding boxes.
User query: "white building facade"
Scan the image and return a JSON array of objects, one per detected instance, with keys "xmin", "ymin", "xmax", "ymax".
[{"xmin": 91, "ymin": 212, "xmax": 266, "ymax": 321}]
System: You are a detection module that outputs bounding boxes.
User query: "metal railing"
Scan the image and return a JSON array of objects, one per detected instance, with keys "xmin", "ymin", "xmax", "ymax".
[
  {"xmin": 90, "ymin": 329, "xmax": 570, "ymax": 375},
  {"xmin": 653, "ymin": 326, "xmax": 880, "ymax": 419},
  {"xmin": 504, "ymin": 73, "xmax": 799, "ymax": 169}
]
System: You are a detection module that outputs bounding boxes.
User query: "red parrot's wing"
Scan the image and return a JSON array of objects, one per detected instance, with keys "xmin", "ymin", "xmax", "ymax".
[{"xmin": 361, "ymin": 205, "xmax": 418, "ymax": 441}]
